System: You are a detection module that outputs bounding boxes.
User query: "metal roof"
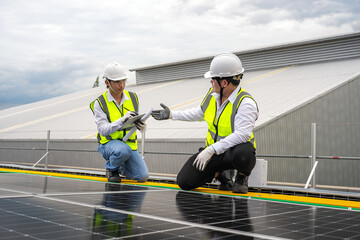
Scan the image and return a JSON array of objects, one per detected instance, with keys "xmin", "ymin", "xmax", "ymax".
[
  {"xmin": 130, "ymin": 32, "xmax": 360, "ymax": 71},
  {"xmin": 1, "ymin": 57, "xmax": 359, "ymax": 140},
  {"xmin": 131, "ymin": 32, "xmax": 360, "ymax": 84}
]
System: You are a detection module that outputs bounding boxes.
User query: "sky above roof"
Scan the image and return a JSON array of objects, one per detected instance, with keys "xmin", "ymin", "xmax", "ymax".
[{"xmin": 0, "ymin": 0, "xmax": 359, "ymax": 110}]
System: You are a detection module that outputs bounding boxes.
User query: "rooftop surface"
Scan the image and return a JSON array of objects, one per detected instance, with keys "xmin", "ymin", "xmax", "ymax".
[{"xmin": 1, "ymin": 58, "xmax": 359, "ymax": 140}]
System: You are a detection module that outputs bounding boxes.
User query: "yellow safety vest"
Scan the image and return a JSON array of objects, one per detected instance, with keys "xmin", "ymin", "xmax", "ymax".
[
  {"xmin": 201, "ymin": 87, "xmax": 258, "ymax": 149},
  {"xmin": 90, "ymin": 90, "xmax": 139, "ymax": 150}
]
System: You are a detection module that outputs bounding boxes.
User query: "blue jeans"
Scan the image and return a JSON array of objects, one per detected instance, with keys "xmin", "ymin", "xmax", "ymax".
[{"xmin": 98, "ymin": 140, "xmax": 149, "ymax": 182}]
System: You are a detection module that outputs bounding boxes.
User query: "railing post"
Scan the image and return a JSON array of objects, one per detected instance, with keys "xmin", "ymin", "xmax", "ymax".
[
  {"xmin": 45, "ymin": 130, "xmax": 50, "ymax": 169},
  {"xmin": 310, "ymin": 123, "xmax": 317, "ymax": 189},
  {"xmin": 141, "ymin": 130, "xmax": 145, "ymax": 158}
]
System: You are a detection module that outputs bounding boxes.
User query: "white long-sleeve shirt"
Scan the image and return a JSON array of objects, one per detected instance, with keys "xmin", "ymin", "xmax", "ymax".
[
  {"xmin": 93, "ymin": 90, "xmax": 130, "ymax": 136},
  {"xmin": 171, "ymin": 85, "xmax": 258, "ymax": 155}
]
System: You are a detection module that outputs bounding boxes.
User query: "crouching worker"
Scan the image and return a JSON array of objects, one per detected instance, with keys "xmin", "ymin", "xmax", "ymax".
[
  {"xmin": 90, "ymin": 62, "xmax": 149, "ymax": 183},
  {"xmin": 151, "ymin": 53, "xmax": 258, "ymax": 193}
]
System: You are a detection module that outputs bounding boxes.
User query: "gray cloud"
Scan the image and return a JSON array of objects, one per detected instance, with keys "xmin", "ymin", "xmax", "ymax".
[
  {"xmin": 0, "ymin": 0, "xmax": 359, "ymax": 110},
  {"xmin": 0, "ymin": 57, "xmax": 98, "ymax": 104}
]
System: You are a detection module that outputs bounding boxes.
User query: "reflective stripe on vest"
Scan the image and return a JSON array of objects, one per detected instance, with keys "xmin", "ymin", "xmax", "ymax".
[
  {"xmin": 201, "ymin": 87, "xmax": 257, "ymax": 149},
  {"xmin": 90, "ymin": 90, "xmax": 139, "ymax": 150}
]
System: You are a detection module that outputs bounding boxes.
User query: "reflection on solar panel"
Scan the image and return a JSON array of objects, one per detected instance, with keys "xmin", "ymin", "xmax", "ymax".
[{"xmin": 0, "ymin": 173, "xmax": 359, "ymax": 239}]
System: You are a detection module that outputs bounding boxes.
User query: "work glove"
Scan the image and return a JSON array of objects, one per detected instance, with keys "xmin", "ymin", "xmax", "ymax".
[
  {"xmin": 135, "ymin": 120, "xmax": 146, "ymax": 132},
  {"xmin": 151, "ymin": 103, "xmax": 171, "ymax": 120},
  {"xmin": 193, "ymin": 146, "xmax": 215, "ymax": 171},
  {"xmin": 120, "ymin": 111, "xmax": 137, "ymax": 124}
]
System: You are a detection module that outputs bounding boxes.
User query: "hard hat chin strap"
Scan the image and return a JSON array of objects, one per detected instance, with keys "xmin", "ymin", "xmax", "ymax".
[
  {"xmin": 216, "ymin": 75, "xmax": 242, "ymax": 101},
  {"xmin": 216, "ymin": 78, "xmax": 225, "ymax": 102},
  {"xmin": 105, "ymin": 78, "xmax": 118, "ymax": 94},
  {"xmin": 109, "ymin": 83, "xmax": 118, "ymax": 95}
]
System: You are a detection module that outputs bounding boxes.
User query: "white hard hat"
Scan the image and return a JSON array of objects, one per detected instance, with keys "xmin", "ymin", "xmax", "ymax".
[
  {"xmin": 103, "ymin": 62, "xmax": 128, "ymax": 81},
  {"xmin": 204, "ymin": 52, "xmax": 244, "ymax": 79}
]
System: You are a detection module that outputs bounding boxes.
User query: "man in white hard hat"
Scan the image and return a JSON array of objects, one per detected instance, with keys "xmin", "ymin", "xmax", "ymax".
[
  {"xmin": 90, "ymin": 62, "xmax": 149, "ymax": 183},
  {"xmin": 152, "ymin": 53, "xmax": 258, "ymax": 194}
]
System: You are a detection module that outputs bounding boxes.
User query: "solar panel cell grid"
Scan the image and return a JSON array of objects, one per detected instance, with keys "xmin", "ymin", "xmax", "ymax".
[{"xmin": 0, "ymin": 173, "xmax": 359, "ymax": 239}]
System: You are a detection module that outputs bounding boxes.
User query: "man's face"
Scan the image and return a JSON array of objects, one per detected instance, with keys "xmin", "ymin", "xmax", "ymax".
[{"xmin": 107, "ymin": 79, "xmax": 126, "ymax": 94}]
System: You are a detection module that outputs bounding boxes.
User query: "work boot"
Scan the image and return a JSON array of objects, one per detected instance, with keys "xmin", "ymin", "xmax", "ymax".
[
  {"xmin": 106, "ymin": 170, "xmax": 121, "ymax": 183},
  {"xmin": 232, "ymin": 173, "xmax": 249, "ymax": 194},
  {"xmin": 217, "ymin": 170, "xmax": 234, "ymax": 191}
]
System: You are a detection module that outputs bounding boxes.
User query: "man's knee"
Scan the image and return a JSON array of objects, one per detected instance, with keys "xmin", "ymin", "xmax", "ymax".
[
  {"xmin": 176, "ymin": 176, "xmax": 194, "ymax": 190},
  {"xmin": 229, "ymin": 143, "xmax": 256, "ymax": 175},
  {"xmin": 111, "ymin": 145, "xmax": 132, "ymax": 164},
  {"xmin": 115, "ymin": 145, "xmax": 132, "ymax": 157},
  {"xmin": 176, "ymin": 160, "xmax": 197, "ymax": 190},
  {"xmin": 137, "ymin": 174, "xmax": 149, "ymax": 183},
  {"xmin": 138, "ymin": 166, "xmax": 149, "ymax": 182}
]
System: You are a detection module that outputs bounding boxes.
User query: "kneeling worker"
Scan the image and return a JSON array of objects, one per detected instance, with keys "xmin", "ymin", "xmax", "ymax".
[
  {"xmin": 152, "ymin": 53, "xmax": 258, "ymax": 193},
  {"xmin": 90, "ymin": 62, "xmax": 149, "ymax": 183}
]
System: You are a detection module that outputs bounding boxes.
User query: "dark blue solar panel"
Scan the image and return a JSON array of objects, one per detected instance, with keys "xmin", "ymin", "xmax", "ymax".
[{"xmin": 0, "ymin": 173, "xmax": 359, "ymax": 239}]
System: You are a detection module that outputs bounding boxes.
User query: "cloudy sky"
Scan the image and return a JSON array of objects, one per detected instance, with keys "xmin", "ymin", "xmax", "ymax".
[{"xmin": 0, "ymin": 0, "xmax": 359, "ymax": 110}]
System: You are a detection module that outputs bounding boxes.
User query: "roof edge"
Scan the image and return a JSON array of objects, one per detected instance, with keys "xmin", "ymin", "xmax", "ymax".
[{"xmin": 130, "ymin": 31, "xmax": 360, "ymax": 71}]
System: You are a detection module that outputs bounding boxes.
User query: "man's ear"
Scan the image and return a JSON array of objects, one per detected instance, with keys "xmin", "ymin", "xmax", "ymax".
[
  {"xmin": 105, "ymin": 79, "xmax": 109, "ymax": 87},
  {"xmin": 222, "ymin": 80, "xmax": 228, "ymax": 88}
]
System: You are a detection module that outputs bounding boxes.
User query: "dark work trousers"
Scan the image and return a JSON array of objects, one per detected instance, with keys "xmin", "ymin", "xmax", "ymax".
[{"xmin": 176, "ymin": 142, "xmax": 256, "ymax": 190}]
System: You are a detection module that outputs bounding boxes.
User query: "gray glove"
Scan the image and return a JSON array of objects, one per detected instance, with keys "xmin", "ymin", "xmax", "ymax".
[
  {"xmin": 120, "ymin": 111, "xmax": 137, "ymax": 124},
  {"xmin": 135, "ymin": 120, "xmax": 146, "ymax": 131},
  {"xmin": 151, "ymin": 103, "xmax": 171, "ymax": 120}
]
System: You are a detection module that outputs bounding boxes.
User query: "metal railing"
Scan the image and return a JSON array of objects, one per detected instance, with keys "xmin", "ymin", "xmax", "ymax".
[{"xmin": 1, "ymin": 123, "xmax": 360, "ymax": 190}]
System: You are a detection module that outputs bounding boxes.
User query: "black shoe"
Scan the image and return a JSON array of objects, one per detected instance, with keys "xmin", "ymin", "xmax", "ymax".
[
  {"xmin": 106, "ymin": 170, "xmax": 121, "ymax": 183},
  {"xmin": 217, "ymin": 170, "xmax": 233, "ymax": 191},
  {"xmin": 232, "ymin": 174, "xmax": 248, "ymax": 194}
]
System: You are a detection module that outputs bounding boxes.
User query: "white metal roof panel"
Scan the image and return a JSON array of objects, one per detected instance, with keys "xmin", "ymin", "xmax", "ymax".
[{"xmin": 0, "ymin": 58, "xmax": 359, "ymax": 140}]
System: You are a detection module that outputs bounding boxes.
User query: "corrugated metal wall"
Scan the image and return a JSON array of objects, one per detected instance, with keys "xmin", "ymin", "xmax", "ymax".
[
  {"xmin": 135, "ymin": 60, "xmax": 210, "ymax": 84},
  {"xmin": 132, "ymin": 32, "xmax": 360, "ymax": 84},
  {"xmin": 254, "ymin": 75, "xmax": 360, "ymax": 187}
]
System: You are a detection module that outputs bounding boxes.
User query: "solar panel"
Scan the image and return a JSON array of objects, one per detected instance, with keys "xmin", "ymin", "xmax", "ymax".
[{"xmin": 0, "ymin": 173, "xmax": 359, "ymax": 239}]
